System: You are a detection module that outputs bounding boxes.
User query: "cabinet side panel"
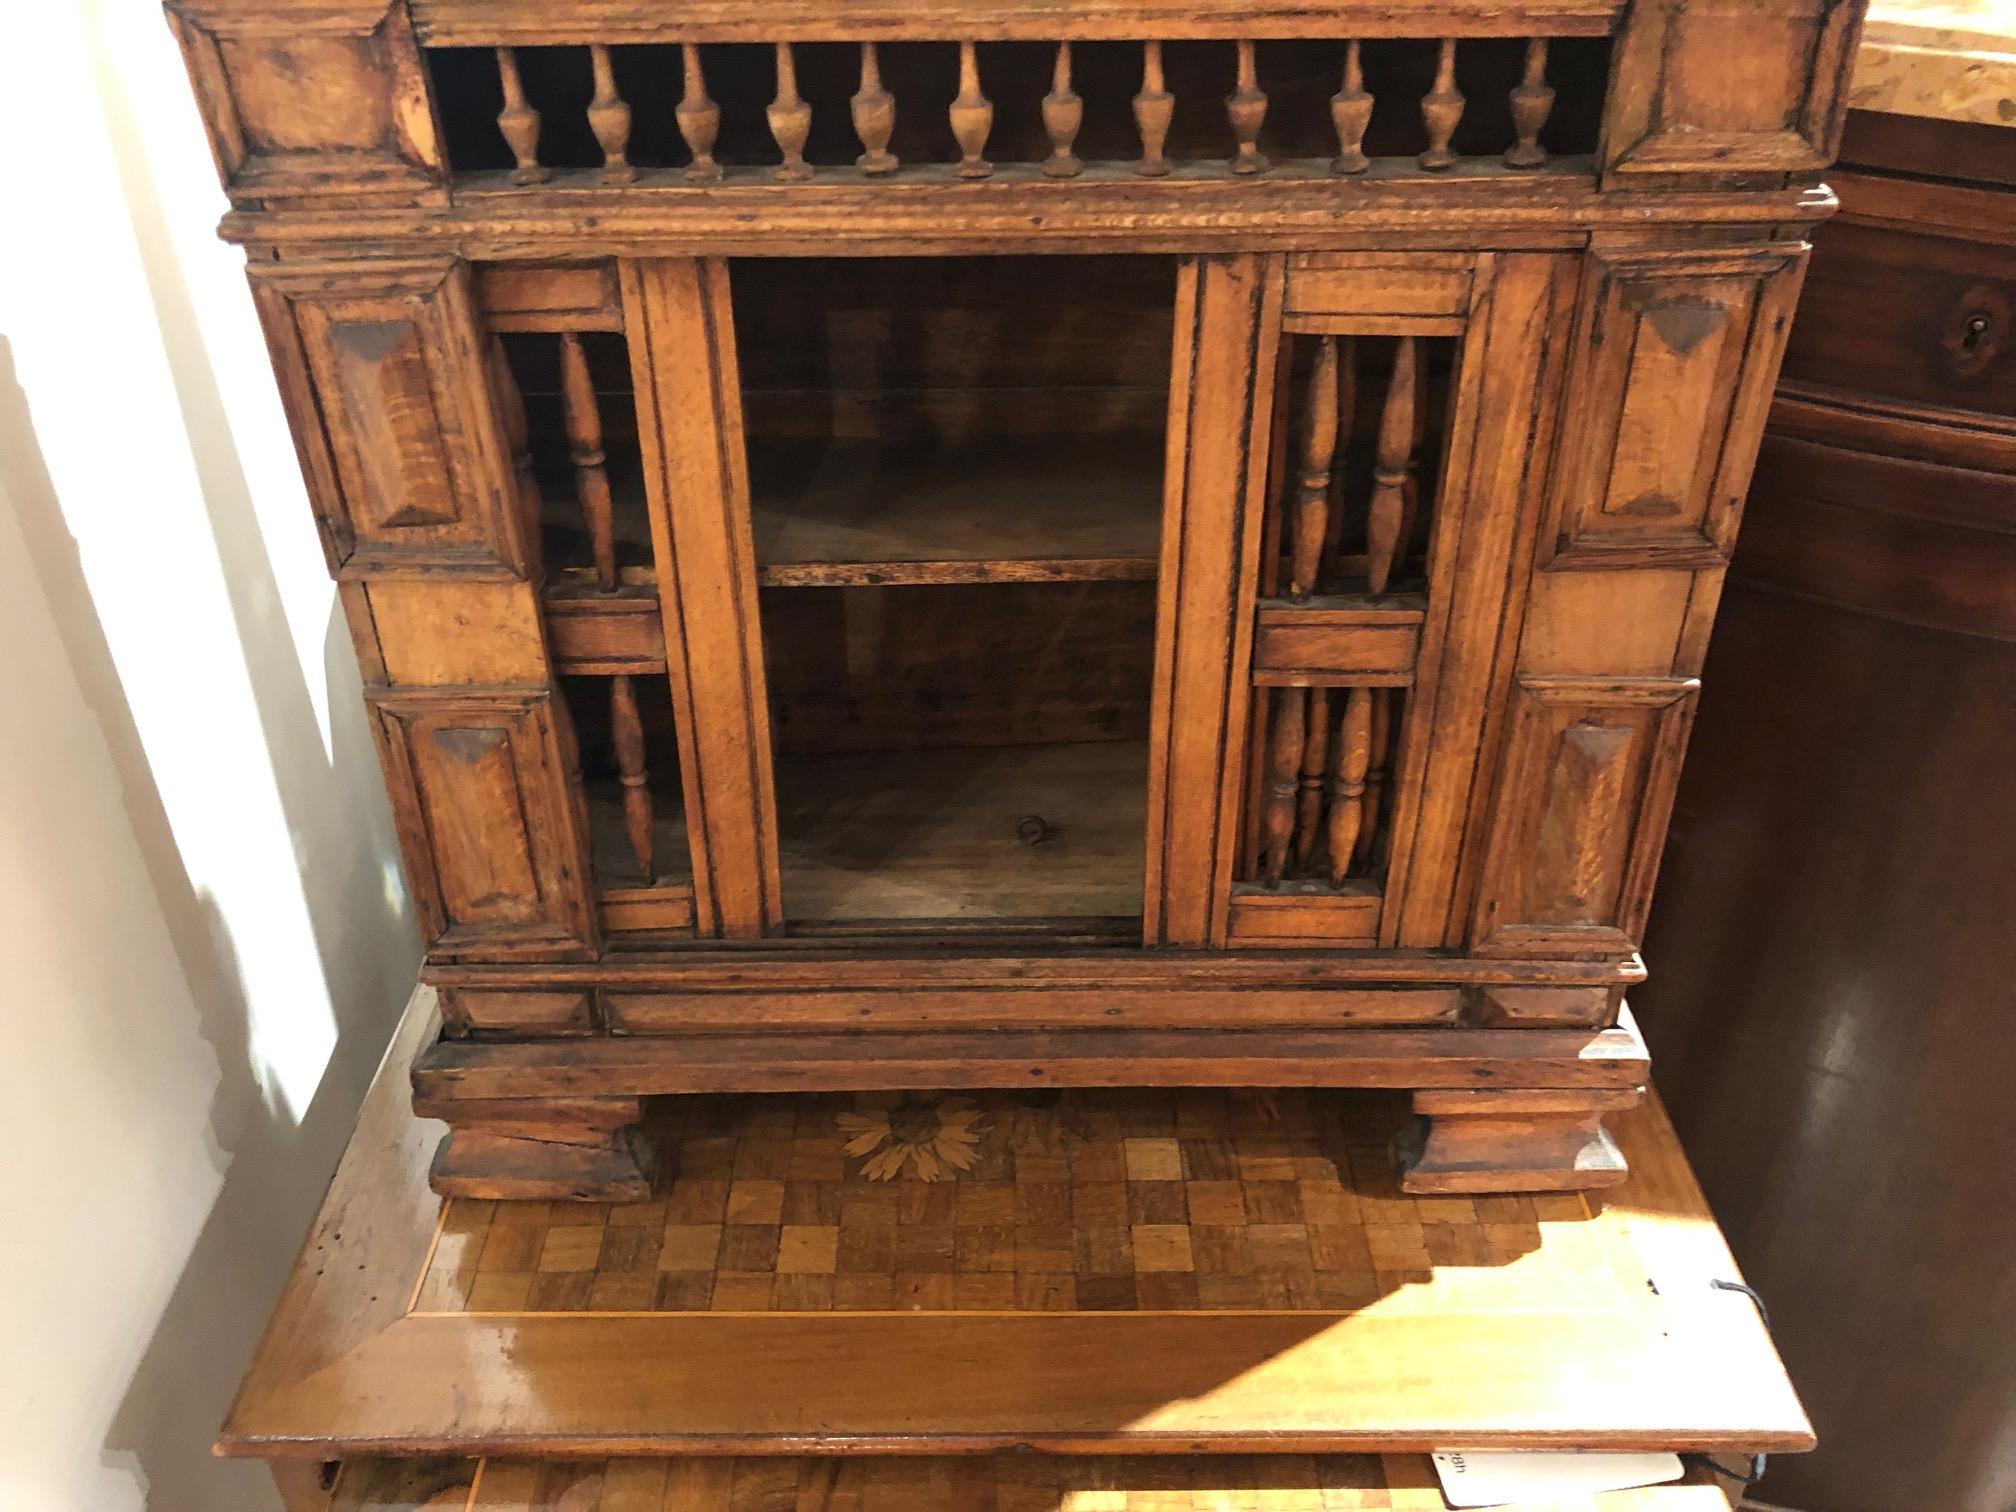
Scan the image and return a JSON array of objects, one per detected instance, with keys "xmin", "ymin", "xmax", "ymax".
[
  {"xmin": 249, "ymin": 259, "xmax": 527, "ymax": 577},
  {"xmin": 370, "ymin": 692, "xmax": 599, "ymax": 958},
  {"xmin": 1470, "ymin": 677, "xmax": 1698, "ymax": 958}
]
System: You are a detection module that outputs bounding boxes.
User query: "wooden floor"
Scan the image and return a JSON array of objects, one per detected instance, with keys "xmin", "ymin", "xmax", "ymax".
[
  {"xmin": 774, "ymin": 741, "xmax": 1148, "ymax": 924},
  {"xmin": 330, "ymin": 1453, "xmax": 1741, "ymax": 1510},
  {"xmin": 415, "ymin": 1088, "xmax": 1611, "ymax": 1316}
]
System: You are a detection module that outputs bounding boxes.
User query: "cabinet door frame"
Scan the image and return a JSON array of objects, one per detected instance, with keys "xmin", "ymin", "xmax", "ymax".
[{"xmin": 620, "ymin": 256, "xmax": 783, "ymax": 939}]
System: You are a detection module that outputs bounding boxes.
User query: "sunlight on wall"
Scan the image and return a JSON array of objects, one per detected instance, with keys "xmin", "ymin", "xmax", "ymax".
[
  {"xmin": 15, "ymin": 5, "xmax": 347, "ymax": 1119},
  {"xmin": 0, "ymin": 3, "xmax": 417, "ymax": 1509}
]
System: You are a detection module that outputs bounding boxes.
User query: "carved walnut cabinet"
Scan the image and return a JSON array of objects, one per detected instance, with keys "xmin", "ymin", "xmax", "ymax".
[{"xmin": 168, "ymin": 0, "xmax": 1866, "ymax": 1200}]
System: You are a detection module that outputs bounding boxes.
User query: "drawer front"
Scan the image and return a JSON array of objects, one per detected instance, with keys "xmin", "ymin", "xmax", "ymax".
[{"xmin": 1782, "ymin": 216, "xmax": 2016, "ymax": 424}]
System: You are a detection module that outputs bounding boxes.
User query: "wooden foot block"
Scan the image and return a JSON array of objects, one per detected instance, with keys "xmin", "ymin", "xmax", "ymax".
[
  {"xmin": 413, "ymin": 1093, "xmax": 658, "ymax": 1201},
  {"xmin": 1395, "ymin": 1087, "xmax": 1642, "ymax": 1194}
]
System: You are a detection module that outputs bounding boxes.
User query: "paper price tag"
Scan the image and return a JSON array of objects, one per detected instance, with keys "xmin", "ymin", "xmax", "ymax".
[{"xmin": 1431, "ymin": 1450, "xmax": 1685, "ymax": 1508}]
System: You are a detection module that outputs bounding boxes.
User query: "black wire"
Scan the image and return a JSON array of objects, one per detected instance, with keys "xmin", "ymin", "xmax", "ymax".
[{"xmin": 1682, "ymin": 1279, "xmax": 1778, "ymax": 1489}]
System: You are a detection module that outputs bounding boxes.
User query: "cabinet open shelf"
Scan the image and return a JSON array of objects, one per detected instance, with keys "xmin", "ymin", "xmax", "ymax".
[
  {"xmin": 774, "ymin": 740, "xmax": 1146, "ymax": 928},
  {"xmin": 750, "ymin": 435, "xmax": 1163, "ymax": 587}
]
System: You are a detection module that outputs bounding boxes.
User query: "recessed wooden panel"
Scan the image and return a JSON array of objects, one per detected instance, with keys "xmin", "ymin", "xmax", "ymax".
[
  {"xmin": 252, "ymin": 259, "xmax": 526, "ymax": 577},
  {"xmin": 446, "ymin": 989, "xmax": 597, "ymax": 1035},
  {"xmin": 1602, "ymin": 0, "xmax": 1864, "ymax": 179},
  {"xmin": 475, "ymin": 261, "xmax": 625, "ymax": 331},
  {"xmin": 1283, "ymin": 253, "xmax": 1476, "ymax": 329},
  {"xmin": 544, "ymin": 592, "xmax": 667, "ymax": 674},
  {"xmin": 1253, "ymin": 606, "xmax": 1422, "ymax": 684},
  {"xmin": 1543, "ymin": 245, "xmax": 1806, "ymax": 569},
  {"xmin": 1471, "ymin": 676, "xmax": 1698, "ymax": 958},
  {"xmin": 370, "ymin": 691, "xmax": 598, "ymax": 959},
  {"xmin": 165, "ymin": 1, "xmax": 444, "ymax": 207},
  {"xmin": 1225, "ymin": 887, "xmax": 1384, "ymax": 948}
]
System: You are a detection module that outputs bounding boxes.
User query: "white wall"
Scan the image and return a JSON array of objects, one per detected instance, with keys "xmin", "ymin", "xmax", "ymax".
[{"xmin": 1, "ymin": 3, "xmax": 420, "ymax": 1507}]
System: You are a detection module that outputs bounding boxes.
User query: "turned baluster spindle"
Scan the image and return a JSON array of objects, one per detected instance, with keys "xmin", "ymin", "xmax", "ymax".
[
  {"xmin": 494, "ymin": 47, "xmax": 548, "ymax": 184},
  {"xmin": 1506, "ymin": 38, "xmax": 1554, "ymax": 168},
  {"xmin": 1289, "ymin": 337, "xmax": 1340, "ymax": 600},
  {"xmin": 1260, "ymin": 688, "xmax": 1306, "ymax": 886},
  {"xmin": 1330, "ymin": 40, "xmax": 1373, "ymax": 175},
  {"xmin": 1042, "ymin": 41, "xmax": 1084, "ymax": 178},
  {"xmin": 848, "ymin": 42, "xmax": 899, "ymax": 176},
  {"xmin": 1364, "ymin": 336, "xmax": 1418, "ymax": 594},
  {"xmin": 1134, "ymin": 42, "xmax": 1174, "ymax": 177},
  {"xmin": 559, "ymin": 332, "xmax": 618, "ymax": 592},
  {"xmin": 950, "ymin": 41, "xmax": 994, "ymax": 178},
  {"xmin": 1327, "ymin": 688, "xmax": 1373, "ymax": 888},
  {"xmin": 769, "ymin": 42, "xmax": 814, "ymax": 181},
  {"xmin": 1419, "ymin": 38, "xmax": 1463, "ymax": 170},
  {"xmin": 1293, "ymin": 688, "xmax": 1331, "ymax": 872},
  {"xmin": 676, "ymin": 43, "xmax": 722, "ymax": 182},
  {"xmin": 1322, "ymin": 336, "xmax": 1358, "ymax": 571},
  {"xmin": 486, "ymin": 336, "xmax": 542, "ymax": 560},
  {"xmin": 1357, "ymin": 688, "xmax": 1391, "ymax": 870},
  {"xmin": 1227, "ymin": 39, "xmax": 1269, "ymax": 175},
  {"xmin": 1395, "ymin": 376, "xmax": 1431, "ymax": 574},
  {"xmin": 587, "ymin": 44, "xmax": 636, "ymax": 183},
  {"xmin": 610, "ymin": 674, "xmax": 655, "ymax": 882}
]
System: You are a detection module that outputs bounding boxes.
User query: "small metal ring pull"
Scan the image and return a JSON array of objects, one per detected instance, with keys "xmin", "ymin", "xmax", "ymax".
[{"xmin": 1016, "ymin": 814, "xmax": 1054, "ymax": 846}]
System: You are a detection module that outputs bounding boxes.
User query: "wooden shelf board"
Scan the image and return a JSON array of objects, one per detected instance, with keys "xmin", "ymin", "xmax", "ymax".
[
  {"xmin": 751, "ymin": 437, "xmax": 1163, "ymax": 587},
  {"xmin": 218, "ymin": 986, "xmax": 1811, "ymax": 1461},
  {"xmin": 776, "ymin": 740, "xmax": 1148, "ymax": 924}
]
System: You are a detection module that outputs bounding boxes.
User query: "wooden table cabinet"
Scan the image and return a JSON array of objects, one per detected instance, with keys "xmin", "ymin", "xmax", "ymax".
[{"xmin": 168, "ymin": 0, "xmax": 1867, "ymax": 1201}]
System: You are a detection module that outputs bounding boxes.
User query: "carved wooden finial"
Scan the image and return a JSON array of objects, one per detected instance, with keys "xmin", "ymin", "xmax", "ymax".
[
  {"xmin": 610, "ymin": 674, "xmax": 655, "ymax": 882},
  {"xmin": 1289, "ymin": 337, "xmax": 1340, "ymax": 600},
  {"xmin": 1330, "ymin": 40, "xmax": 1373, "ymax": 175},
  {"xmin": 559, "ymin": 332, "xmax": 618, "ymax": 592},
  {"xmin": 1042, "ymin": 41, "xmax": 1084, "ymax": 178},
  {"xmin": 1506, "ymin": 38, "xmax": 1554, "ymax": 168},
  {"xmin": 769, "ymin": 42, "xmax": 814, "ymax": 181},
  {"xmin": 1260, "ymin": 688, "xmax": 1307, "ymax": 886},
  {"xmin": 1327, "ymin": 688, "xmax": 1374, "ymax": 888},
  {"xmin": 676, "ymin": 43, "xmax": 722, "ymax": 182},
  {"xmin": 950, "ymin": 42, "xmax": 994, "ymax": 178},
  {"xmin": 494, "ymin": 47, "xmax": 548, "ymax": 185},
  {"xmin": 1365, "ymin": 336, "xmax": 1419, "ymax": 594},
  {"xmin": 1133, "ymin": 42, "xmax": 1174, "ymax": 177},
  {"xmin": 851, "ymin": 42, "xmax": 899, "ymax": 175},
  {"xmin": 587, "ymin": 44, "xmax": 636, "ymax": 184},
  {"xmin": 1227, "ymin": 39, "xmax": 1269, "ymax": 175},
  {"xmin": 1419, "ymin": 38, "xmax": 1463, "ymax": 170}
]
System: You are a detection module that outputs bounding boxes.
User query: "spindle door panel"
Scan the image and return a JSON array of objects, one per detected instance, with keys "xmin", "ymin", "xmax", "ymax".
[{"xmin": 1227, "ymin": 251, "xmax": 1577, "ymax": 951}]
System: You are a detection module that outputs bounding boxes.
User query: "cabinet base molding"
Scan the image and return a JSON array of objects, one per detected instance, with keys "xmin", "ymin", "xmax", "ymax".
[
  {"xmin": 413, "ymin": 1093, "xmax": 657, "ymax": 1201},
  {"xmin": 1396, "ymin": 1087, "xmax": 1642, "ymax": 1193},
  {"xmin": 413, "ymin": 1016, "xmax": 1648, "ymax": 1199}
]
